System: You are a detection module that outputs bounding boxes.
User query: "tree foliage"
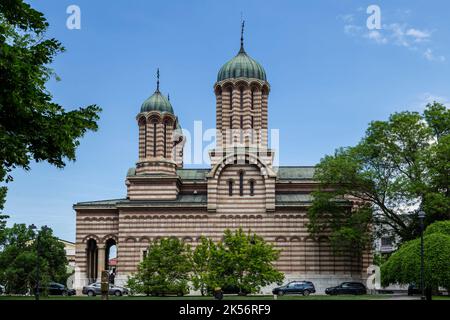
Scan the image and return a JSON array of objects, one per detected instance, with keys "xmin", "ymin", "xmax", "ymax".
[
  {"xmin": 127, "ymin": 237, "xmax": 192, "ymax": 296},
  {"xmin": 0, "ymin": 0, "xmax": 101, "ymax": 216},
  {"xmin": 191, "ymin": 236, "xmax": 215, "ymax": 296},
  {"xmin": 308, "ymin": 103, "xmax": 450, "ymax": 252},
  {"xmin": 128, "ymin": 229, "xmax": 284, "ymax": 296},
  {"xmin": 191, "ymin": 229, "xmax": 284, "ymax": 295},
  {"xmin": 381, "ymin": 220, "xmax": 450, "ymax": 291},
  {"xmin": 0, "ymin": 224, "xmax": 68, "ymax": 294}
]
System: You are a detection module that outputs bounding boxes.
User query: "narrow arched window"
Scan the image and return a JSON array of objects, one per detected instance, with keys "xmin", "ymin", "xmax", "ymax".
[
  {"xmin": 229, "ymin": 88, "xmax": 233, "ymax": 110},
  {"xmin": 239, "ymin": 171, "xmax": 244, "ymax": 196},
  {"xmin": 240, "ymin": 115, "xmax": 243, "ymax": 129},
  {"xmin": 251, "ymin": 116, "xmax": 254, "ymax": 129},
  {"xmin": 249, "ymin": 180, "xmax": 255, "ymax": 196},
  {"xmin": 228, "ymin": 180, "xmax": 233, "ymax": 196},
  {"xmin": 144, "ymin": 125, "xmax": 147, "ymax": 157},
  {"xmin": 153, "ymin": 122, "xmax": 157, "ymax": 157},
  {"xmin": 163, "ymin": 122, "xmax": 167, "ymax": 158},
  {"xmin": 240, "ymin": 87, "xmax": 244, "ymax": 110},
  {"xmin": 229, "ymin": 116, "xmax": 233, "ymax": 129},
  {"xmin": 251, "ymin": 90, "xmax": 254, "ymax": 110}
]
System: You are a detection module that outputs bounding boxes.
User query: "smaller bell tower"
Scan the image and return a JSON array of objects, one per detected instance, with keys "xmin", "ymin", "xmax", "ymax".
[{"xmin": 126, "ymin": 69, "xmax": 185, "ymax": 200}]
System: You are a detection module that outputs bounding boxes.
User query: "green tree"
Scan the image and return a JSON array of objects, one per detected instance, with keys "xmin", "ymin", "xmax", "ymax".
[
  {"xmin": 308, "ymin": 103, "xmax": 450, "ymax": 252},
  {"xmin": 210, "ymin": 229, "xmax": 284, "ymax": 295},
  {"xmin": 191, "ymin": 236, "xmax": 215, "ymax": 296},
  {"xmin": 0, "ymin": 224, "xmax": 68, "ymax": 294},
  {"xmin": 127, "ymin": 237, "xmax": 192, "ymax": 296},
  {"xmin": 0, "ymin": 0, "xmax": 101, "ymax": 218},
  {"xmin": 381, "ymin": 220, "xmax": 450, "ymax": 295}
]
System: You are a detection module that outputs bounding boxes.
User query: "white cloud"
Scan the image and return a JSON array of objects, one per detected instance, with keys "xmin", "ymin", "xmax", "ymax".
[
  {"xmin": 344, "ymin": 24, "xmax": 362, "ymax": 36},
  {"xmin": 341, "ymin": 10, "xmax": 444, "ymax": 63},
  {"xmin": 339, "ymin": 14, "xmax": 354, "ymax": 23},
  {"xmin": 364, "ymin": 30, "xmax": 388, "ymax": 44},
  {"xmin": 423, "ymin": 48, "xmax": 445, "ymax": 62},
  {"xmin": 406, "ymin": 28, "xmax": 431, "ymax": 42},
  {"xmin": 417, "ymin": 93, "xmax": 450, "ymax": 109}
]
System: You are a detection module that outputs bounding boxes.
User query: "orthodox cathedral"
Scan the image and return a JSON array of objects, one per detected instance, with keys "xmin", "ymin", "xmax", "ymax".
[{"xmin": 74, "ymin": 25, "xmax": 371, "ymax": 294}]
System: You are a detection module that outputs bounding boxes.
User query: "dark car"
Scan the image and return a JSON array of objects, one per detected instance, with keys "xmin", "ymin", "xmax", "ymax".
[
  {"xmin": 407, "ymin": 283, "xmax": 422, "ymax": 296},
  {"xmin": 82, "ymin": 282, "xmax": 129, "ymax": 296},
  {"xmin": 206, "ymin": 285, "xmax": 250, "ymax": 296},
  {"xmin": 149, "ymin": 287, "xmax": 188, "ymax": 297},
  {"xmin": 35, "ymin": 282, "xmax": 76, "ymax": 296},
  {"xmin": 272, "ymin": 281, "xmax": 316, "ymax": 296},
  {"xmin": 325, "ymin": 282, "xmax": 367, "ymax": 295}
]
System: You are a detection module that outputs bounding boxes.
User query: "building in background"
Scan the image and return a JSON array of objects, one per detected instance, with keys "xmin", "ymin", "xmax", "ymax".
[{"xmin": 59, "ymin": 239, "xmax": 76, "ymax": 268}]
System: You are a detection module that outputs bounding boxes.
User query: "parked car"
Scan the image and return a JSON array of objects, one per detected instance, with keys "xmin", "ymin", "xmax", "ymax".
[
  {"xmin": 82, "ymin": 282, "xmax": 129, "ymax": 296},
  {"xmin": 149, "ymin": 287, "xmax": 188, "ymax": 297},
  {"xmin": 407, "ymin": 283, "xmax": 422, "ymax": 296},
  {"xmin": 35, "ymin": 282, "xmax": 76, "ymax": 296},
  {"xmin": 207, "ymin": 285, "xmax": 250, "ymax": 296},
  {"xmin": 325, "ymin": 282, "xmax": 367, "ymax": 295},
  {"xmin": 272, "ymin": 281, "xmax": 316, "ymax": 296}
]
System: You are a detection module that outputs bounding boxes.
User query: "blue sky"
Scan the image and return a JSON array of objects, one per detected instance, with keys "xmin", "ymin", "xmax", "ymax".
[{"xmin": 4, "ymin": 0, "xmax": 450, "ymax": 241}]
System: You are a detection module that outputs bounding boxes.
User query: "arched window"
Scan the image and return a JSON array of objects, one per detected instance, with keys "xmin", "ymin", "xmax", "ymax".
[
  {"xmin": 229, "ymin": 88, "xmax": 233, "ymax": 110},
  {"xmin": 249, "ymin": 180, "xmax": 255, "ymax": 196},
  {"xmin": 240, "ymin": 115, "xmax": 243, "ymax": 129},
  {"xmin": 228, "ymin": 180, "xmax": 233, "ymax": 196},
  {"xmin": 239, "ymin": 171, "xmax": 244, "ymax": 196},
  {"xmin": 153, "ymin": 121, "xmax": 157, "ymax": 157},
  {"xmin": 139, "ymin": 117, "xmax": 147, "ymax": 158},
  {"xmin": 251, "ymin": 90, "xmax": 254, "ymax": 110},
  {"xmin": 229, "ymin": 116, "xmax": 233, "ymax": 129},
  {"xmin": 144, "ymin": 122, "xmax": 147, "ymax": 157},
  {"xmin": 163, "ymin": 122, "xmax": 167, "ymax": 158},
  {"xmin": 240, "ymin": 87, "xmax": 244, "ymax": 110},
  {"xmin": 251, "ymin": 116, "xmax": 254, "ymax": 129}
]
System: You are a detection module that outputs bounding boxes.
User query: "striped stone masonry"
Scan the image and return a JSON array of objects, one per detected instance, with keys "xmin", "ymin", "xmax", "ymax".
[{"xmin": 73, "ymin": 73, "xmax": 372, "ymax": 294}]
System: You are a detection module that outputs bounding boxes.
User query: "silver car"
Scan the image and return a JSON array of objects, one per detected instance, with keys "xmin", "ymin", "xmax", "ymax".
[{"xmin": 82, "ymin": 282, "xmax": 129, "ymax": 297}]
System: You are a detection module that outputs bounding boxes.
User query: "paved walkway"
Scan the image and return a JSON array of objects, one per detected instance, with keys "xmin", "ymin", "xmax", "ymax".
[{"xmin": 385, "ymin": 295, "xmax": 421, "ymax": 300}]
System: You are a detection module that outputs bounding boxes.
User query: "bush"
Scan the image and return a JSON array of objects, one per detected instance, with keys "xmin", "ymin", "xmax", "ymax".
[{"xmin": 381, "ymin": 221, "xmax": 450, "ymax": 292}]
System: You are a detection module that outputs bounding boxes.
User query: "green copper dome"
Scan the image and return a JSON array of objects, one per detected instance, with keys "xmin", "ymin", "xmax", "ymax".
[
  {"xmin": 217, "ymin": 48, "xmax": 267, "ymax": 82},
  {"xmin": 140, "ymin": 91, "xmax": 174, "ymax": 113}
]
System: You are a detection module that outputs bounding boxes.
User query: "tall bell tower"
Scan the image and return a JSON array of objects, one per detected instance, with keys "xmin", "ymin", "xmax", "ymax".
[{"xmin": 207, "ymin": 22, "xmax": 277, "ymax": 213}]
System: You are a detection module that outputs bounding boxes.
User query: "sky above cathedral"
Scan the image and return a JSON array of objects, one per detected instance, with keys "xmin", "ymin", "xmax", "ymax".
[{"xmin": 5, "ymin": 0, "xmax": 450, "ymax": 241}]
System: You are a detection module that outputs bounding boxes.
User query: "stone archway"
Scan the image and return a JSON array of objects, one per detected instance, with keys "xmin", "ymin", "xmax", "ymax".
[{"xmin": 86, "ymin": 238, "xmax": 98, "ymax": 284}]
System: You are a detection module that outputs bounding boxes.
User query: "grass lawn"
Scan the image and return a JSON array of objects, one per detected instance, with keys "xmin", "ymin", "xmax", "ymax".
[{"xmin": 2, "ymin": 294, "xmax": 445, "ymax": 300}]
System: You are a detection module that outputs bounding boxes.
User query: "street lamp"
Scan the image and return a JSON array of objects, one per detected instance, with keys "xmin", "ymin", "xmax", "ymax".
[
  {"xmin": 29, "ymin": 224, "xmax": 39, "ymax": 301},
  {"xmin": 418, "ymin": 210, "xmax": 426, "ymax": 301}
]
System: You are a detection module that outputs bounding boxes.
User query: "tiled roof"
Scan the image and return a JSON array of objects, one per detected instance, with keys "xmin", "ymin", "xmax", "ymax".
[
  {"xmin": 275, "ymin": 194, "xmax": 313, "ymax": 203},
  {"xmin": 176, "ymin": 168, "xmax": 209, "ymax": 180},
  {"xmin": 274, "ymin": 166, "xmax": 315, "ymax": 180},
  {"xmin": 75, "ymin": 193, "xmax": 317, "ymax": 208},
  {"xmin": 127, "ymin": 166, "xmax": 315, "ymax": 181},
  {"xmin": 74, "ymin": 194, "xmax": 207, "ymax": 208}
]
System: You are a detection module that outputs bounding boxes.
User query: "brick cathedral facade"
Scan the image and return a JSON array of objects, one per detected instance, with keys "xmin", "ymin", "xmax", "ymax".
[{"xmin": 73, "ymin": 30, "xmax": 371, "ymax": 294}]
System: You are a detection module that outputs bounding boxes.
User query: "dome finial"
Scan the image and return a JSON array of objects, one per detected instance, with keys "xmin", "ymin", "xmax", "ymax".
[
  {"xmin": 240, "ymin": 19, "xmax": 245, "ymax": 53},
  {"xmin": 156, "ymin": 68, "xmax": 160, "ymax": 92},
  {"xmin": 167, "ymin": 93, "xmax": 170, "ymax": 101}
]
